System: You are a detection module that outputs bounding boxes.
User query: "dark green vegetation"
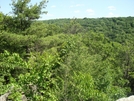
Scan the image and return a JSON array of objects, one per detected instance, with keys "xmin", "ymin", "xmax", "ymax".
[{"xmin": 0, "ymin": 0, "xmax": 134, "ymax": 100}]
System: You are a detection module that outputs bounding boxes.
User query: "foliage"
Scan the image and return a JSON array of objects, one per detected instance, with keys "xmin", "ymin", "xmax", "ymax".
[
  {"xmin": 0, "ymin": 50, "xmax": 28, "ymax": 100},
  {"xmin": 1, "ymin": 2, "xmax": 134, "ymax": 100},
  {"xmin": 24, "ymin": 22, "xmax": 62, "ymax": 36},
  {"xmin": 63, "ymin": 19, "xmax": 83, "ymax": 34},
  {"xmin": 0, "ymin": 50, "xmax": 61, "ymax": 100},
  {"xmin": 1, "ymin": 0, "xmax": 48, "ymax": 33},
  {"xmin": 44, "ymin": 17, "xmax": 134, "ymax": 40},
  {"xmin": 18, "ymin": 52, "xmax": 60, "ymax": 100},
  {"xmin": 57, "ymin": 34, "xmax": 130, "ymax": 100}
]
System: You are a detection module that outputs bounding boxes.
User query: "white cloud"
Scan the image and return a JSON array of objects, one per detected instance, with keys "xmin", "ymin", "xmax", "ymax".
[
  {"xmin": 74, "ymin": 10, "xmax": 80, "ymax": 13},
  {"xmin": 108, "ymin": 6, "xmax": 116, "ymax": 10},
  {"xmin": 86, "ymin": 9, "xmax": 95, "ymax": 15},
  {"xmin": 51, "ymin": 5, "xmax": 56, "ymax": 8}
]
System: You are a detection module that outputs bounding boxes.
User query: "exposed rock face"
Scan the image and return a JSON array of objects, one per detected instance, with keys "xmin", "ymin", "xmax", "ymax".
[
  {"xmin": 0, "ymin": 92, "xmax": 27, "ymax": 101},
  {"xmin": 0, "ymin": 92, "xmax": 10, "ymax": 101},
  {"xmin": 116, "ymin": 95, "xmax": 134, "ymax": 101},
  {"xmin": 0, "ymin": 93, "xmax": 27, "ymax": 101},
  {"xmin": 21, "ymin": 95, "xmax": 27, "ymax": 101},
  {"xmin": 0, "ymin": 86, "xmax": 13, "ymax": 101}
]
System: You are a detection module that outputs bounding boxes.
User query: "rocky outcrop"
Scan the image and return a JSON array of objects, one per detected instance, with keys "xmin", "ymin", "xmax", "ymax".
[
  {"xmin": 0, "ymin": 86, "xmax": 27, "ymax": 101},
  {"xmin": 0, "ymin": 93, "xmax": 27, "ymax": 101},
  {"xmin": 116, "ymin": 95, "xmax": 134, "ymax": 101},
  {"xmin": 21, "ymin": 95, "xmax": 27, "ymax": 101},
  {"xmin": 0, "ymin": 87, "xmax": 13, "ymax": 101},
  {"xmin": 0, "ymin": 92, "xmax": 10, "ymax": 101}
]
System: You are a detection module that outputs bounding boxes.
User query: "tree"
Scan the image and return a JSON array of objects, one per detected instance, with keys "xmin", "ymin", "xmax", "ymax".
[
  {"xmin": 0, "ymin": 50, "xmax": 60, "ymax": 100},
  {"xmin": 6, "ymin": 0, "xmax": 48, "ymax": 32},
  {"xmin": 63, "ymin": 19, "xmax": 83, "ymax": 34},
  {"xmin": 0, "ymin": 12, "xmax": 4, "ymax": 31},
  {"xmin": 0, "ymin": 50, "xmax": 28, "ymax": 100}
]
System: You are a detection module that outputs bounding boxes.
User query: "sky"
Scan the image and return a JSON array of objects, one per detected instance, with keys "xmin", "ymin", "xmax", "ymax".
[{"xmin": 0, "ymin": 0, "xmax": 134, "ymax": 20}]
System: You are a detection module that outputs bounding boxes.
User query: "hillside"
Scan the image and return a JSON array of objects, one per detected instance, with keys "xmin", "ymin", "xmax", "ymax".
[
  {"xmin": 43, "ymin": 17, "xmax": 134, "ymax": 40},
  {"xmin": 1, "ymin": 13, "xmax": 134, "ymax": 100}
]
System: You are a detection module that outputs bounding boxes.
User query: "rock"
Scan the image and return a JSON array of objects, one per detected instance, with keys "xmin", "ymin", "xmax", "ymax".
[
  {"xmin": 0, "ymin": 86, "xmax": 14, "ymax": 101},
  {"xmin": 116, "ymin": 95, "xmax": 134, "ymax": 101},
  {"xmin": 0, "ymin": 92, "xmax": 10, "ymax": 101},
  {"xmin": 0, "ymin": 86, "xmax": 28, "ymax": 101},
  {"xmin": 21, "ymin": 95, "xmax": 27, "ymax": 101},
  {"xmin": 0, "ymin": 93, "xmax": 28, "ymax": 101}
]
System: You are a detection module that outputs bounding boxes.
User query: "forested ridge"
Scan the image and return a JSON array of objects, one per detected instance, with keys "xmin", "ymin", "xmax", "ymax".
[{"xmin": 0, "ymin": 0, "xmax": 134, "ymax": 100}]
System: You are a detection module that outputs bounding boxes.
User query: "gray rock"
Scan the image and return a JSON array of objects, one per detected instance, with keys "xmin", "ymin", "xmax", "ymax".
[
  {"xmin": 0, "ymin": 93, "xmax": 28, "ymax": 101},
  {"xmin": 21, "ymin": 95, "xmax": 27, "ymax": 101},
  {"xmin": 0, "ymin": 85, "xmax": 28, "ymax": 101},
  {"xmin": 0, "ymin": 92, "xmax": 10, "ymax": 101},
  {"xmin": 116, "ymin": 95, "xmax": 134, "ymax": 101},
  {"xmin": 0, "ymin": 86, "xmax": 13, "ymax": 101}
]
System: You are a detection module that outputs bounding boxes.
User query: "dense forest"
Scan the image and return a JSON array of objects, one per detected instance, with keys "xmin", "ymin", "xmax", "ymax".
[{"xmin": 0, "ymin": 0, "xmax": 134, "ymax": 101}]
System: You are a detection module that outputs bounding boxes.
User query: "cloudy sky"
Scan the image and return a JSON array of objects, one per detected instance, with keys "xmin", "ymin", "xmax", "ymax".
[{"xmin": 0, "ymin": 0, "xmax": 134, "ymax": 20}]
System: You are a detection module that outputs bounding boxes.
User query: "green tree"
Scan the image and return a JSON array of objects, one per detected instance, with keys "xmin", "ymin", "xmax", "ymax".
[
  {"xmin": 63, "ymin": 19, "xmax": 83, "ymax": 34},
  {"xmin": 18, "ymin": 52, "xmax": 60, "ymax": 100},
  {"xmin": 0, "ymin": 50, "xmax": 28, "ymax": 100},
  {"xmin": 0, "ymin": 12, "xmax": 4, "ymax": 31},
  {"xmin": 24, "ymin": 22, "xmax": 61, "ymax": 37},
  {"xmin": 0, "ymin": 50, "xmax": 60, "ymax": 100},
  {"xmin": 4, "ymin": 0, "xmax": 48, "ymax": 33},
  {"xmin": 0, "ymin": 31, "xmax": 37, "ymax": 55}
]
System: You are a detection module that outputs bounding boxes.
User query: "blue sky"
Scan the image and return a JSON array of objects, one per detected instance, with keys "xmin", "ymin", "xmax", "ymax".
[{"xmin": 0, "ymin": 0, "xmax": 134, "ymax": 20}]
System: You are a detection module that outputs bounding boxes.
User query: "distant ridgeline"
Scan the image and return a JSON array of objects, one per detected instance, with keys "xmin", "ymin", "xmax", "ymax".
[{"xmin": 43, "ymin": 17, "xmax": 134, "ymax": 40}]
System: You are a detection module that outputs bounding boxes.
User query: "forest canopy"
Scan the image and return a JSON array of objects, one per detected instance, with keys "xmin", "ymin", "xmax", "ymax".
[{"xmin": 0, "ymin": 0, "xmax": 134, "ymax": 100}]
